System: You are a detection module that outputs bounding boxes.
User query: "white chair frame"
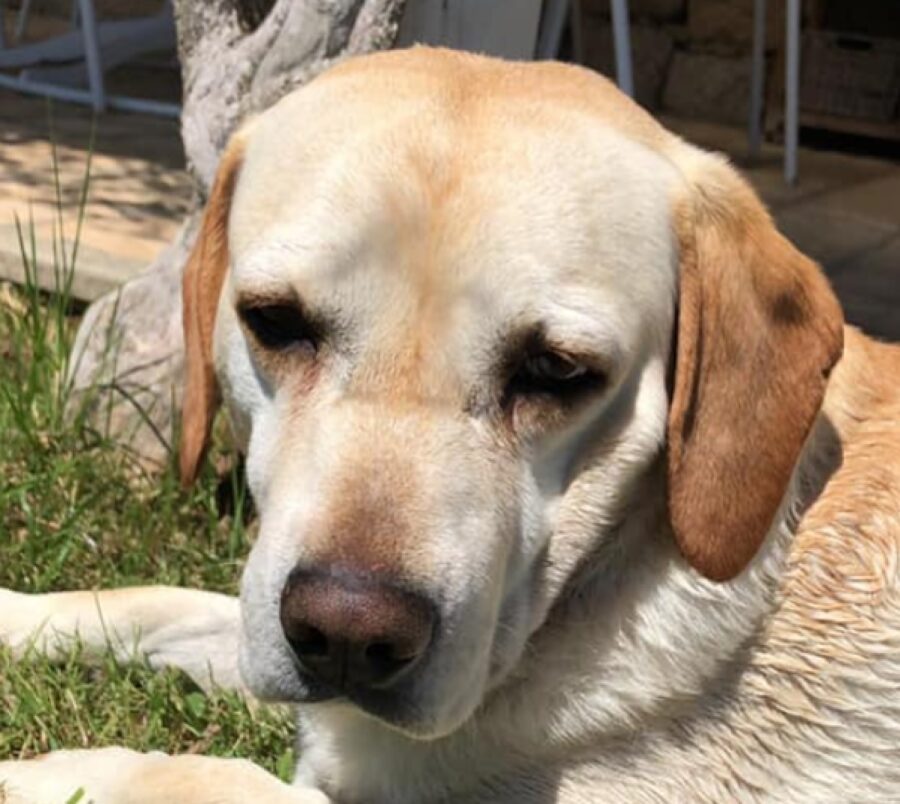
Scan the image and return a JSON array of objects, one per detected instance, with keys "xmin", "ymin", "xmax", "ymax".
[
  {"xmin": 0, "ymin": 0, "xmax": 179, "ymax": 118},
  {"xmin": 749, "ymin": 0, "xmax": 802, "ymax": 183}
]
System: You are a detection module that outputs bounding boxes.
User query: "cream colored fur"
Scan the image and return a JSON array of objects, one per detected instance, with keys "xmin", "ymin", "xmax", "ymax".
[{"xmin": 2, "ymin": 48, "xmax": 898, "ymax": 804}]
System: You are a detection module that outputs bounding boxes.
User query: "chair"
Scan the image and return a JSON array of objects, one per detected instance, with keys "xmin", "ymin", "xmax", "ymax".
[
  {"xmin": 0, "ymin": 0, "xmax": 179, "ymax": 117},
  {"xmin": 538, "ymin": 0, "xmax": 633, "ymax": 97},
  {"xmin": 395, "ymin": 0, "xmax": 634, "ymax": 98}
]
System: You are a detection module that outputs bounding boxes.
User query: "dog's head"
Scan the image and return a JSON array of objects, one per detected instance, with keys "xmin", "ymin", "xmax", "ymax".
[{"xmin": 180, "ymin": 49, "xmax": 842, "ymax": 739}]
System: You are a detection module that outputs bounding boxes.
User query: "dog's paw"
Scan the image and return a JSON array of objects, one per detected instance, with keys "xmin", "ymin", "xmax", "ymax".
[
  {"xmin": 0, "ymin": 747, "xmax": 149, "ymax": 803},
  {"xmin": 0, "ymin": 749, "xmax": 331, "ymax": 803},
  {"xmin": 0, "ymin": 590, "xmax": 48, "ymax": 655}
]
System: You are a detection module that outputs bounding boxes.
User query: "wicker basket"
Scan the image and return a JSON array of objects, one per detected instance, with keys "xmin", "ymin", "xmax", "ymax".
[{"xmin": 800, "ymin": 30, "xmax": 900, "ymax": 122}]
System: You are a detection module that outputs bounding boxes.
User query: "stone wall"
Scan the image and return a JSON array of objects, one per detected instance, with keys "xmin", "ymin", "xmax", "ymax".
[{"xmin": 580, "ymin": 0, "xmax": 782, "ymax": 126}]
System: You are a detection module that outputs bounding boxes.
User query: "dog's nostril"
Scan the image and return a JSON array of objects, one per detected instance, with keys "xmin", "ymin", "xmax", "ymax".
[{"xmin": 288, "ymin": 624, "xmax": 329, "ymax": 657}]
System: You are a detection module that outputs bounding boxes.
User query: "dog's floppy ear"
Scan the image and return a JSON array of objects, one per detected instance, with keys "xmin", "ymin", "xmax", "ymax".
[
  {"xmin": 179, "ymin": 140, "xmax": 245, "ymax": 487},
  {"xmin": 667, "ymin": 158, "xmax": 843, "ymax": 581}
]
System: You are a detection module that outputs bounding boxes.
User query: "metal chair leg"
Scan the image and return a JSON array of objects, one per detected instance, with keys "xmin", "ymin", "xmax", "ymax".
[
  {"xmin": 77, "ymin": 0, "xmax": 105, "ymax": 111},
  {"xmin": 536, "ymin": 0, "xmax": 569, "ymax": 59},
  {"xmin": 610, "ymin": 0, "xmax": 633, "ymax": 97},
  {"xmin": 14, "ymin": 0, "xmax": 35, "ymax": 44},
  {"xmin": 784, "ymin": 0, "xmax": 801, "ymax": 183},
  {"xmin": 748, "ymin": 0, "xmax": 766, "ymax": 159}
]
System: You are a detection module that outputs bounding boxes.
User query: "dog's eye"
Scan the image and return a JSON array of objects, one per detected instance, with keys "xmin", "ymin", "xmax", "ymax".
[
  {"xmin": 239, "ymin": 304, "xmax": 316, "ymax": 352},
  {"xmin": 522, "ymin": 352, "xmax": 587, "ymax": 383},
  {"xmin": 508, "ymin": 350, "xmax": 603, "ymax": 398}
]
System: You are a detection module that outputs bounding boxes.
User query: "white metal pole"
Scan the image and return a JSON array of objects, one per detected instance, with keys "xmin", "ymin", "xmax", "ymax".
[
  {"xmin": 749, "ymin": 0, "xmax": 766, "ymax": 158},
  {"xmin": 14, "ymin": 0, "xmax": 35, "ymax": 43},
  {"xmin": 785, "ymin": 0, "xmax": 801, "ymax": 183},
  {"xmin": 610, "ymin": 0, "xmax": 633, "ymax": 97},
  {"xmin": 77, "ymin": 0, "xmax": 105, "ymax": 112},
  {"xmin": 536, "ymin": 0, "xmax": 570, "ymax": 59}
]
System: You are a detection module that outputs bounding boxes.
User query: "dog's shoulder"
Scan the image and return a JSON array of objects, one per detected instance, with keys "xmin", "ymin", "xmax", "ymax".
[
  {"xmin": 784, "ymin": 325, "xmax": 900, "ymax": 614},
  {"xmin": 798, "ymin": 325, "xmax": 900, "ymax": 570},
  {"xmin": 746, "ymin": 324, "xmax": 900, "ymax": 786}
]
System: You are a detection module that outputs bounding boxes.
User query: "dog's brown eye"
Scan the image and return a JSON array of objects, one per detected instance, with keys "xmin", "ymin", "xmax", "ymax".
[
  {"xmin": 522, "ymin": 352, "xmax": 587, "ymax": 383},
  {"xmin": 507, "ymin": 350, "xmax": 603, "ymax": 400},
  {"xmin": 239, "ymin": 304, "xmax": 316, "ymax": 352}
]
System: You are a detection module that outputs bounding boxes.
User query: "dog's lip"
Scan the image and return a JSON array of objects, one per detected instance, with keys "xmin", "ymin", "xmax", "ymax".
[
  {"xmin": 287, "ymin": 660, "xmax": 426, "ymax": 726},
  {"xmin": 289, "ymin": 664, "xmax": 398, "ymax": 704},
  {"xmin": 291, "ymin": 670, "xmax": 344, "ymax": 703}
]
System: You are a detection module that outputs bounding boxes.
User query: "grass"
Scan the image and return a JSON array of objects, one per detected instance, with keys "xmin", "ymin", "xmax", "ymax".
[{"xmin": 0, "ymin": 135, "xmax": 295, "ymax": 780}]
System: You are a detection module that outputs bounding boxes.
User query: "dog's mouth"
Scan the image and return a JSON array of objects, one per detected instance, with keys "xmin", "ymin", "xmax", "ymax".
[
  {"xmin": 284, "ymin": 654, "xmax": 440, "ymax": 733},
  {"xmin": 280, "ymin": 603, "xmax": 532, "ymax": 740}
]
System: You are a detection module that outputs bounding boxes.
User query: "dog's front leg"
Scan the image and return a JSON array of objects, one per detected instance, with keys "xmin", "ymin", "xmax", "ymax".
[
  {"xmin": 0, "ymin": 586, "xmax": 246, "ymax": 693},
  {"xmin": 0, "ymin": 749, "xmax": 330, "ymax": 803}
]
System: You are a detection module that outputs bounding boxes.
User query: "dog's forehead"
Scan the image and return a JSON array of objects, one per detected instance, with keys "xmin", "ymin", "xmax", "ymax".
[{"xmin": 228, "ymin": 49, "xmax": 680, "ymax": 336}]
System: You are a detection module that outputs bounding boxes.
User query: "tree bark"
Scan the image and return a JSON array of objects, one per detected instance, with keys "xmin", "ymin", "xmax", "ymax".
[{"xmin": 68, "ymin": 0, "xmax": 406, "ymax": 467}]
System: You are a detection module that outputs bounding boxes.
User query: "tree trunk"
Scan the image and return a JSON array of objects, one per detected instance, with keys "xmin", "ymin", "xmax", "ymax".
[{"xmin": 68, "ymin": 0, "xmax": 406, "ymax": 467}]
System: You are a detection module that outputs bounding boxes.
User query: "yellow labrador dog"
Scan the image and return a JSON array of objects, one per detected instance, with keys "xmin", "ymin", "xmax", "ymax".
[{"xmin": 3, "ymin": 47, "xmax": 899, "ymax": 803}]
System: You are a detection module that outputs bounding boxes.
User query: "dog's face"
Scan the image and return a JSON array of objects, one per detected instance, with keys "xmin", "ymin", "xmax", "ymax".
[{"xmin": 180, "ymin": 50, "xmax": 843, "ymax": 739}]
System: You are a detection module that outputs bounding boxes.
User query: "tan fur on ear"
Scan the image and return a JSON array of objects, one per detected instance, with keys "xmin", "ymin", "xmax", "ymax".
[
  {"xmin": 667, "ymin": 157, "xmax": 843, "ymax": 581},
  {"xmin": 179, "ymin": 140, "xmax": 245, "ymax": 487}
]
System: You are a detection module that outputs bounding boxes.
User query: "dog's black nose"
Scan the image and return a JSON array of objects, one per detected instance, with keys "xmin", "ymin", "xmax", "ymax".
[{"xmin": 280, "ymin": 567, "xmax": 435, "ymax": 691}]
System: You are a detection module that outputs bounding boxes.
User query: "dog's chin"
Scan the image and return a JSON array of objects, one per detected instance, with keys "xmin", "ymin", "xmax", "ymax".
[
  {"xmin": 293, "ymin": 669, "xmax": 487, "ymax": 741},
  {"xmin": 239, "ymin": 638, "xmax": 493, "ymax": 740}
]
